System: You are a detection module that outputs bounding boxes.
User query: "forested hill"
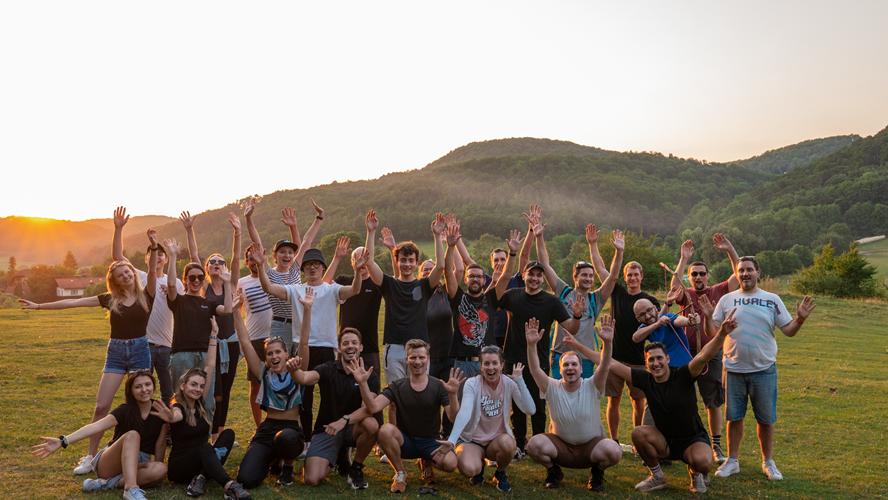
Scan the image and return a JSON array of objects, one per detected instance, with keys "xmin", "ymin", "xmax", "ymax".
[
  {"xmin": 425, "ymin": 137, "xmax": 616, "ymax": 169},
  {"xmin": 722, "ymin": 135, "xmax": 859, "ymax": 174}
]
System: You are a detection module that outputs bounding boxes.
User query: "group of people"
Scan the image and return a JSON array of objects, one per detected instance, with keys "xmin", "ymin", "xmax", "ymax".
[{"xmin": 26, "ymin": 200, "xmax": 816, "ymax": 498}]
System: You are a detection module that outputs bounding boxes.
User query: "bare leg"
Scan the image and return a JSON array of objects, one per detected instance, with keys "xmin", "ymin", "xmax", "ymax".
[
  {"xmin": 630, "ymin": 397, "xmax": 646, "ymax": 428},
  {"xmin": 487, "ymin": 434, "xmax": 517, "ymax": 472},
  {"xmin": 94, "ymin": 430, "xmax": 140, "ymax": 490},
  {"xmin": 589, "ymin": 438, "xmax": 622, "ymax": 470},
  {"xmin": 606, "ymin": 395, "xmax": 621, "ymax": 440},
  {"xmin": 707, "ymin": 406, "xmax": 724, "ymax": 439},
  {"xmin": 526, "ymin": 434, "xmax": 558, "ymax": 468},
  {"xmin": 89, "ymin": 372, "xmax": 126, "ymax": 457},
  {"xmin": 455, "ymin": 443, "xmax": 485, "ymax": 478},
  {"xmin": 757, "ymin": 423, "xmax": 774, "ymax": 460},
  {"xmin": 683, "ymin": 442, "xmax": 714, "ymax": 474},
  {"xmin": 631, "ymin": 426, "xmax": 668, "ymax": 468},
  {"xmin": 303, "ymin": 457, "xmax": 330, "ymax": 486},
  {"xmin": 133, "ymin": 461, "xmax": 167, "ymax": 488},
  {"xmin": 378, "ymin": 424, "xmax": 405, "ymax": 473},
  {"xmin": 726, "ymin": 420, "xmax": 744, "ymax": 458},
  {"xmin": 354, "ymin": 417, "xmax": 379, "ymax": 463},
  {"xmin": 249, "ymin": 381, "xmax": 262, "ymax": 428}
]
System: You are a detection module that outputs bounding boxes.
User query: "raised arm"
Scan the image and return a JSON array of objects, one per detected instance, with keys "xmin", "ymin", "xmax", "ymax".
[
  {"xmin": 145, "ymin": 230, "xmax": 158, "ymax": 298},
  {"xmin": 294, "ymin": 199, "xmax": 324, "ymax": 268},
  {"xmin": 179, "ymin": 211, "xmax": 200, "ymax": 264},
  {"xmin": 445, "ymin": 215, "xmax": 466, "ymax": 279},
  {"xmin": 203, "ymin": 318, "xmax": 219, "ymax": 399},
  {"xmin": 323, "ymin": 236, "xmax": 350, "ymax": 284},
  {"xmin": 279, "ymin": 206, "xmax": 303, "ymax": 249},
  {"xmin": 599, "ymin": 230, "xmax": 625, "ymax": 301},
  {"xmin": 778, "ymin": 296, "xmax": 817, "ymax": 338},
  {"xmin": 671, "ymin": 239, "xmax": 694, "ymax": 290},
  {"xmin": 163, "ymin": 238, "xmax": 181, "ymax": 301},
  {"xmin": 294, "ymin": 287, "xmax": 315, "ymax": 371},
  {"xmin": 428, "ymin": 213, "xmax": 446, "ymax": 288},
  {"xmin": 589, "ymin": 315, "xmax": 615, "ymax": 393},
  {"xmin": 495, "ymin": 230, "xmax": 522, "ymax": 300},
  {"xmin": 689, "ymin": 308, "xmax": 737, "ymax": 377},
  {"xmin": 699, "ymin": 295, "xmax": 718, "ymax": 337},
  {"xmin": 586, "ymin": 224, "xmax": 609, "ymax": 281},
  {"xmin": 232, "ymin": 290, "xmax": 264, "ymax": 381},
  {"xmin": 524, "ymin": 318, "xmax": 550, "ymax": 394},
  {"xmin": 443, "ymin": 224, "xmax": 460, "ymax": 299},
  {"xmin": 228, "ymin": 213, "xmax": 242, "ymax": 289},
  {"xmin": 340, "ymin": 247, "xmax": 370, "ymax": 300},
  {"xmin": 111, "ymin": 206, "xmax": 129, "ymax": 262},
  {"xmin": 244, "ymin": 197, "xmax": 262, "ymax": 245},
  {"xmin": 558, "ymin": 295, "xmax": 584, "ymax": 335},
  {"xmin": 250, "ymin": 243, "xmax": 288, "ymax": 300},
  {"xmin": 349, "ymin": 357, "xmax": 391, "ymax": 414},
  {"xmin": 364, "ymin": 210, "xmax": 384, "ymax": 286},
  {"xmin": 214, "ymin": 270, "xmax": 233, "ymax": 316},
  {"xmin": 378, "ymin": 227, "xmax": 399, "ymax": 280},
  {"xmin": 526, "ymin": 209, "xmax": 559, "ymax": 290},
  {"xmin": 441, "ymin": 367, "xmax": 465, "ymax": 423},
  {"xmin": 713, "ymin": 233, "xmax": 741, "ymax": 290}
]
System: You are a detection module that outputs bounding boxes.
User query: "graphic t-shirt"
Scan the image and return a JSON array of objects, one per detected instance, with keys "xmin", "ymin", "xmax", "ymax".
[
  {"xmin": 712, "ymin": 289, "xmax": 792, "ymax": 373},
  {"xmin": 138, "ymin": 270, "xmax": 185, "ymax": 347},
  {"xmin": 98, "ymin": 289, "xmax": 155, "ymax": 340},
  {"xmin": 610, "ymin": 283, "xmax": 660, "ymax": 366},
  {"xmin": 470, "ymin": 378, "xmax": 506, "ymax": 445},
  {"xmin": 448, "ymin": 287, "xmax": 498, "ymax": 357},
  {"xmin": 334, "ymin": 275, "xmax": 382, "ymax": 353},
  {"xmin": 237, "ymin": 275, "xmax": 272, "ymax": 340}
]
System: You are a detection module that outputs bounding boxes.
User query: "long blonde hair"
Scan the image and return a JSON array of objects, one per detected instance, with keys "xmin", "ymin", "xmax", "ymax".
[
  {"xmin": 171, "ymin": 368, "xmax": 211, "ymax": 428},
  {"xmin": 105, "ymin": 259, "xmax": 150, "ymax": 317}
]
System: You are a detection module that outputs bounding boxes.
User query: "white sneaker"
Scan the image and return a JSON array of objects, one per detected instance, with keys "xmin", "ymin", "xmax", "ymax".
[
  {"xmin": 762, "ymin": 461, "xmax": 784, "ymax": 480},
  {"xmin": 296, "ymin": 441, "xmax": 310, "ymax": 460},
  {"xmin": 73, "ymin": 454, "xmax": 94, "ymax": 474},
  {"xmin": 635, "ymin": 473, "xmax": 668, "ymax": 491},
  {"xmin": 380, "ymin": 454, "xmax": 390, "ymax": 464},
  {"xmin": 689, "ymin": 472, "xmax": 707, "ymax": 493},
  {"xmin": 81, "ymin": 478, "xmax": 107, "ymax": 492},
  {"xmin": 715, "ymin": 459, "xmax": 740, "ymax": 478},
  {"xmin": 123, "ymin": 487, "xmax": 148, "ymax": 500},
  {"xmin": 511, "ymin": 448, "xmax": 525, "ymax": 463}
]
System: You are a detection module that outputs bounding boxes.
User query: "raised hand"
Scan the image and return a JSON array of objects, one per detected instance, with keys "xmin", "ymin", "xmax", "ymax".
[
  {"xmin": 524, "ymin": 207, "xmax": 545, "ymax": 236},
  {"xmin": 505, "ymin": 229, "xmax": 521, "ymax": 253},
  {"xmin": 563, "ymin": 332, "xmax": 581, "ymax": 351},
  {"xmin": 712, "ymin": 233, "xmax": 734, "ymax": 253},
  {"xmin": 611, "ymin": 229, "xmax": 625, "ymax": 251},
  {"xmin": 249, "ymin": 242, "xmax": 267, "ymax": 264},
  {"xmin": 298, "ymin": 287, "xmax": 316, "ymax": 309},
  {"xmin": 585, "ymin": 223, "xmax": 600, "ymax": 246},
  {"xmin": 232, "ymin": 289, "xmax": 245, "ymax": 310},
  {"xmin": 698, "ymin": 295, "xmax": 715, "ymax": 318},
  {"xmin": 666, "ymin": 285, "xmax": 683, "ymax": 304},
  {"xmin": 310, "ymin": 198, "xmax": 324, "ymax": 218},
  {"xmin": 431, "ymin": 213, "xmax": 446, "ymax": 236},
  {"xmin": 796, "ymin": 295, "xmax": 817, "ymax": 320},
  {"xmin": 507, "ymin": 362, "xmax": 525, "ymax": 380},
  {"xmin": 681, "ymin": 239, "xmax": 694, "ymax": 260},
  {"xmin": 210, "ymin": 316, "xmax": 219, "ymax": 336},
  {"xmin": 444, "ymin": 214, "xmax": 459, "ymax": 231},
  {"xmin": 243, "ymin": 197, "xmax": 256, "ymax": 218},
  {"xmin": 147, "ymin": 229, "xmax": 158, "ymax": 247},
  {"xmin": 720, "ymin": 307, "xmax": 738, "ymax": 335},
  {"xmin": 568, "ymin": 294, "xmax": 586, "ymax": 318},
  {"xmin": 352, "ymin": 248, "xmax": 371, "ymax": 272},
  {"xmin": 525, "ymin": 318, "xmax": 544, "ymax": 345},
  {"xmin": 227, "ymin": 213, "xmax": 241, "ymax": 233},
  {"xmin": 179, "ymin": 211, "xmax": 196, "ymax": 229},
  {"xmin": 443, "ymin": 366, "xmax": 466, "ymax": 394},
  {"xmin": 490, "ymin": 263, "xmax": 504, "ymax": 284},
  {"xmin": 219, "ymin": 268, "xmax": 232, "ymax": 283},
  {"xmin": 379, "ymin": 227, "xmax": 395, "ymax": 250},
  {"xmin": 163, "ymin": 238, "xmax": 181, "ymax": 255},
  {"xmin": 365, "ymin": 210, "xmax": 378, "ymax": 232},
  {"xmin": 347, "ymin": 357, "xmax": 373, "ymax": 384},
  {"xmin": 444, "ymin": 224, "xmax": 461, "ymax": 247},
  {"xmin": 113, "ymin": 206, "xmax": 129, "ymax": 228},
  {"xmin": 335, "ymin": 236, "xmax": 351, "ymax": 259},
  {"xmin": 150, "ymin": 400, "xmax": 175, "ymax": 422},
  {"xmin": 280, "ymin": 207, "xmax": 298, "ymax": 228},
  {"xmin": 595, "ymin": 314, "xmax": 615, "ymax": 343}
]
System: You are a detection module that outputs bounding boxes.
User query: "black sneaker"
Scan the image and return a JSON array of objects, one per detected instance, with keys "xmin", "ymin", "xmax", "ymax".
[
  {"xmin": 186, "ymin": 475, "xmax": 206, "ymax": 497},
  {"xmin": 470, "ymin": 472, "xmax": 484, "ymax": 486},
  {"xmin": 348, "ymin": 462, "xmax": 369, "ymax": 490},
  {"xmin": 337, "ymin": 447, "xmax": 352, "ymax": 476},
  {"xmin": 545, "ymin": 464, "xmax": 564, "ymax": 489},
  {"xmin": 269, "ymin": 459, "xmax": 282, "ymax": 477},
  {"xmin": 278, "ymin": 465, "xmax": 294, "ymax": 486},
  {"xmin": 588, "ymin": 466, "xmax": 605, "ymax": 492},
  {"xmin": 223, "ymin": 482, "xmax": 252, "ymax": 500}
]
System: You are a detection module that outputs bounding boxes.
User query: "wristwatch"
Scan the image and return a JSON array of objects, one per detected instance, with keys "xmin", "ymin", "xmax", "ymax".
[
  {"xmin": 342, "ymin": 414, "xmax": 351, "ymax": 423},
  {"xmin": 60, "ymin": 435, "xmax": 69, "ymax": 449}
]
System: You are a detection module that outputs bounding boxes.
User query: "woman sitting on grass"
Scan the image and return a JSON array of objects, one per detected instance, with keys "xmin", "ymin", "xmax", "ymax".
[
  {"xmin": 20, "ymin": 226, "xmax": 160, "ymax": 475},
  {"xmin": 234, "ymin": 245, "xmax": 314, "ymax": 489},
  {"xmin": 151, "ymin": 317, "xmax": 251, "ymax": 499},
  {"xmin": 31, "ymin": 371, "xmax": 169, "ymax": 500}
]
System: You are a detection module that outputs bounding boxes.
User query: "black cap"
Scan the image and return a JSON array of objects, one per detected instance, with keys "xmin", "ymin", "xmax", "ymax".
[
  {"xmin": 300, "ymin": 248, "xmax": 327, "ymax": 270},
  {"xmin": 273, "ymin": 239, "xmax": 299, "ymax": 253},
  {"xmin": 524, "ymin": 261, "xmax": 544, "ymax": 273}
]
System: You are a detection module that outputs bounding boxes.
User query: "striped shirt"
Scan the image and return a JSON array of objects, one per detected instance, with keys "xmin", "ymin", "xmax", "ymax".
[
  {"xmin": 266, "ymin": 263, "xmax": 302, "ymax": 319},
  {"xmin": 237, "ymin": 275, "xmax": 273, "ymax": 340}
]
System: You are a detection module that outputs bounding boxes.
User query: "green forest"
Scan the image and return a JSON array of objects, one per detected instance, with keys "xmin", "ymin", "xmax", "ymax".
[{"xmin": 719, "ymin": 134, "xmax": 859, "ymax": 174}]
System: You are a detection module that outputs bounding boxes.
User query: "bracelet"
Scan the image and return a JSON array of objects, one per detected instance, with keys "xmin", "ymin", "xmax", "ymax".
[
  {"xmin": 573, "ymin": 314, "xmax": 582, "ymax": 320},
  {"xmin": 509, "ymin": 252, "xmax": 517, "ymax": 257},
  {"xmin": 210, "ymin": 335, "xmax": 218, "ymax": 339},
  {"xmin": 316, "ymin": 215, "xmax": 323, "ymax": 220},
  {"xmin": 796, "ymin": 316, "xmax": 804, "ymax": 325},
  {"xmin": 60, "ymin": 435, "xmax": 69, "ymax": 449}
]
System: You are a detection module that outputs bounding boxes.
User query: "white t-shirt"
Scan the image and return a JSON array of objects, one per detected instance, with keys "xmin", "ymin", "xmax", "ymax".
[
  {"xmin": 713, "ymin": 289, "xmax": 793, "ymax": 373},
  {"xmin": 285, "ymin": 281, "xmax": 344, "ymax": 348},
  {"xmin": 137, "ymin": 270, "xmax": 185, "ymax": 347},
  {"xmin": 540, "ymin": 376, "xmax": 606, "ymax": 445},
  {"xmin": 237, "ymin": 275, "xmax": 272, "ymax": 341}
]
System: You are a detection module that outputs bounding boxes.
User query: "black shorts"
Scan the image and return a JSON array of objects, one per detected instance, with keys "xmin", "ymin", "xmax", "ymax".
[
  {"xmin": 307, "ymin": 425, "xmax": 356, "ymax": 466},
  {"xmin": 666, "ymin": 433, "xmax": 711, "ymax": 462},
  {"xmin": 693, "ymin": 349, "xmax": 725, "ymax": 409}
]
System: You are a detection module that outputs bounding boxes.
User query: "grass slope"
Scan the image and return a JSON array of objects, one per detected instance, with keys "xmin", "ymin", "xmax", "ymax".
[{"xmin": 1, "ymin": 294, "xmax": 885, "ymax": 499}]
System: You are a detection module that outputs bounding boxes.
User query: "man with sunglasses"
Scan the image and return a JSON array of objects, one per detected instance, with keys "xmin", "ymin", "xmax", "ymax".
[
  {"xmin": 665, "ymin": 234, "xmax": 740, "ymax": 464},
  {"xmin": 704, "ymin": 256, "xmax": 817, "ymax": 481}
]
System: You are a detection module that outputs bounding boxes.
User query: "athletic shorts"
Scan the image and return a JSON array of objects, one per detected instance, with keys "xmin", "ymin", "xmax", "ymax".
[
  {"xmin": 246, "ymin": 338, "xmax": 268, "ymax": 382},
  {"xmin": 542, "ymin": 433, "xmax": 606, "ymax": 469},
  {"xmin": 383, "ymin": 344, "xmax": 409, "ymax": 382},
  {"xmin": 666, "ymin": 433, "xmax": 711, "ymax": 462},
  {"xmin": 604, "ymin": 361, "xmax": 645, "ymax": 399},
  {"xmin": 692, "ymin": 349, "xmax": 725, "ymax": 409},
  {"xmin": 308, "ymin": 424, "xmax": 356, "ymax": 466},
  {"xmin": 399, "ymin": 431, "xmax": 444, "ymax": 461},
  {"xmin": 103, "ymin": 336, "xmax": 151, "ymax": 374},
  {"xmin": 724, "ymin": 363, "xmax": 778, "ymax": 425}
]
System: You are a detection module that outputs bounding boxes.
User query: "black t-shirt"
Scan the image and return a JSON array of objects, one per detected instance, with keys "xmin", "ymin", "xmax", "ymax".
[
  {"xmin": 169, "ymin": 402, "xmax": 210, "ymax": 460},
  {"xmin": 98, "ymin": 289, "xmax": 155, "ymax": 340},
  {"xmin": 427, "ymin": 286, "xmax": 454, "ymax": 359},
  {"xmin": 632, "ymin": 364, "xmax": 707, "ymax": 441},
  {"xmin": 168, "ymin": 294, "xmax": 220, "ymax": 354},
  {"xmin": 204, "ymin": 285, "xmax": 234, "ymax": 340},
  {"xmin": 109, "ymin": 402, "xmax": 166, "ymax": 456},
  {"xmin": 378, "ymin": 275, "xmax": 432, "ymax": 345},
  {"xmin": 334, "ymin": 275, "xmax": 382, "ymax": 353},
  {"xmin": 610, "ymin": 283, "xmax": 660, "ymax": 366},
  {"xmin": 499, "ymin": 288, "xmax": 571, "ymax": 371},
  {"xmin": 483, "ymin": 272, "xmax": 525, "ymax": 339},
  {"xmin": 381, "ymin": 376, "xmax": 450, "ymax": 438},
  {"xmin": 449, "ymin": 287, "xmax": 498, "ymax": 357},
  {"xmin": 312, "ymin": 360, "xmax": 380, "ymax": 435}
]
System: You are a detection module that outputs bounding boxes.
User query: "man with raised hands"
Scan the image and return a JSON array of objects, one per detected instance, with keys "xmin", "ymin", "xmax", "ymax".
[{"xmin": 524, "ymin": 317, "xmax": 622, "ymax": 492}]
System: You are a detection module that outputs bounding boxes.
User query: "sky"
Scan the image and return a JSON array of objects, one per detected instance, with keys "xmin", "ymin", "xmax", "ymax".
[{"xmin": 2, "ymin": 1, "xmax": 886, "ymax": 221}]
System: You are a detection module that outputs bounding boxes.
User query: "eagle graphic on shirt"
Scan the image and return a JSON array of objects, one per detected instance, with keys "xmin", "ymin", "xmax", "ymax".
[{"xmin": 457, "ymin": 295, "xmax": 489, "ymax": 348}]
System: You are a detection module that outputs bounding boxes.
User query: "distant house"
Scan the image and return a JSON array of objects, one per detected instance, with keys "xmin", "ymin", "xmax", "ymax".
[
  {"xmin": 5, "ymin": 269, "xmax": 31, "ymax": 297},
  {"xmin": 55, "ymin": 277, "xmax": 105, "ymax": 297}
]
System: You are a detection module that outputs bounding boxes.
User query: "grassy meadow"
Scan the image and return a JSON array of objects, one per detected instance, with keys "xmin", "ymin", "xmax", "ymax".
[{"xmin": 1, "ymin": 293, "xmax": 886, "ymax": 499}]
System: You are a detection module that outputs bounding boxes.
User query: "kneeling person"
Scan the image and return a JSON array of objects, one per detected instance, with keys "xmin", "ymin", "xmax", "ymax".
[
  {"xmin": 525, "ymin": 317, "xmax": 622, "ymax": 493},
  {"xmin": 352, "ymin": 339, "xmax": 464, "ymax": 493},
  {"xmin": 296, "ymin": 328, "xmax": 380, "ymax": 489}
]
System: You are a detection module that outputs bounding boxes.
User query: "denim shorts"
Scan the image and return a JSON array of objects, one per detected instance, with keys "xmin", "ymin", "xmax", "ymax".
[
  {"xmin": 93, "ymin": 448, "xmax": 153, "ymax": 489},
  {"xmin": 103, "ymin": 336, "xmax": 151, "ymax": 374},
  {"xmin": 400, "ymin": 431, "xmax": 446, "ymax": 461},
  {"xmin": 724, "ymin": 363, "xmax": 778, "ymax": 425},
  {"xmin": 550, "ymin": 351, "xmax": 595, "ymax": 380}
]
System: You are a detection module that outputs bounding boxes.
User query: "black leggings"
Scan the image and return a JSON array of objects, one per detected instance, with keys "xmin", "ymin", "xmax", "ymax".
[
  {"xmin": 237, "ymin": 419, "xmax": 304, "ymax": 489},
  {"xmin": 505, "ymin": 361, "xmax": 547, "ymax": 450},
  {"xmin": 213, "ymin": 343, "xmax": 240, "ymax": 434},
  {"xmin": 168, "ymin": 429, "xmax": 235, "ymax": 487}
]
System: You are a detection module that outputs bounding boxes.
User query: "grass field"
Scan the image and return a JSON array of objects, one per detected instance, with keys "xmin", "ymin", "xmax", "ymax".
[
  {"xmin": 858, "ymin": 236, "xmax": 888, "ymax": 283},
  {"xmin": 2, "ymin": 293, "xmax": 887, "ymax": 499}
]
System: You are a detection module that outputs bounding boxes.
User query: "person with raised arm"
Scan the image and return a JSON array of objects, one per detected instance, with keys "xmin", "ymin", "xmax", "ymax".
[
  {"xmin": 236, "ymin": 243, "xmax": 274, "ymax": 428},
  {"xmin": 433, "ymin": 346, "xmax": 534, "ymax": 492},
  {"xmin": 20, "ymin": 224, "xmax": 159, "ymax": 475},
  {"xmin": 351, "ymin": 340, "xmax": 464, "ymax": 493},
  {"xmin": 232, "ymin": 275, "xmax": 313, "ymax": 489},
  {"xmin": 707, "ymin": 256, "xmax": 817, "ymax": 481},
  {"xmin": 151, "ymin": 318, "xmax": 251, "ymax": 499},
  {"xmin": 31, "ymin": 371, "xmax": 168, "ymax": 500},
  {"xmin": 363, "ymin": 210, "xmax": 445, "ymax": 386},
  {"xmin": 524, "ymin": 316, "xmax": 622, "ymax": 492},
  {"xmin": 163, "ymin": 237, "xmax": 232, "ymax": 424},
  {"xmin": 295, "ymin": 327, "xmax": 380, "ymax": 489},
  {"xmin": 495, "ymin": 221, "xmax": 583, "ymax": 460},
  {"xmin": 112, "ymin": 206, "xmax": 185, "ymax": 406},
  {"xmin": 242, "ymin": 197, "xmax": 323, "ymax": 354},
  {"xmin": 533, "ymin": 211, "xmax": 624, "ymax": 380},
  {"xmin": 586, "ymin": 224, "xmax": 660, "ymax": 445}
]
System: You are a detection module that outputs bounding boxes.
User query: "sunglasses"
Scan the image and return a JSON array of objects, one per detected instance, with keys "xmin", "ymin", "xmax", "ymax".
[
  {"xmin": 208, "ymin": 259, "xmax": 225, "ymax": 265},
  {"xmin": 303, "ymin": 261, "xmax": 324, "ymax": 269},
  {"xmin": 186, "ymin": 274, "xmax": 206, "ymax": 283},
  {"xmin": 480, "ymin": 345, "xmax": 501, "ymax": 353},
  {"xmin": 690, "ymin": 271, "xmax": 707, "ymax": 277}
]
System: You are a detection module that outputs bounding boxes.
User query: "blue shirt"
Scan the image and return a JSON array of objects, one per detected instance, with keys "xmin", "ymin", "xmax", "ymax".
[{"xmin": 643, "ymin": 313, "xmax": 693, "ymax": 367}]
